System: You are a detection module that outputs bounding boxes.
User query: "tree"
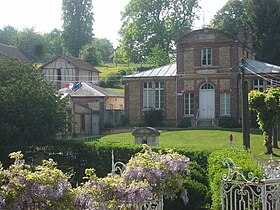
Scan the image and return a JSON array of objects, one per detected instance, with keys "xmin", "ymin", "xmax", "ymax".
[
  {"xmin": 0, "ymin": 58, "xmax": 67, "ymax": 147},
  {"xmin": 0, "ymin": 25, "xmax": 18, "ymax": 45},
  {"xmin": 211, "ymin": 0, "xmax": 247, "ymax": 37},
  {"xmin": 79, "ymin": 43, "xmax": 102, "ymax": 66},
  {"xmin": 119, "ymin": 0, "xmax": 199, "ymax": 65},
  {"xmin": 62, "ymin": 0, "xmax": 94, "ymax": 57},
  {"xmin": 92, "ymin": 38, "xmax": 114, "ymax": 62},
  {"xmin": 79, "ymin": 38, "xmax": 114, "ymax": 65},
  {"xmin": 248, "ymin": 87, "xmax": 280, "ymax": 154},
  {"xmin": 43, "ymin": 29, "xmax": 64, "ymax": 59},
  {"xmin": 11, "ymin": 27, "xmax": 47, "ymax": 62},
  {"xmin": 243, "ymin": 0, "xmax": 280, "ymax": 65}
]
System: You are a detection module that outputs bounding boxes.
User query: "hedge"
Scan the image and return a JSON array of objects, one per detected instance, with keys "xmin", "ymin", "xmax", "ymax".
[{"xmin": 0, "ymin": 141, "xmax": 264, "ymax": 210}]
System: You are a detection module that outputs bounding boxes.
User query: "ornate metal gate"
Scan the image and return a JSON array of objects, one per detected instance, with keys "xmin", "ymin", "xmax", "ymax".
[{"xmin": 222, "ymin": 157, "xmax": 280, "ymax": 210}]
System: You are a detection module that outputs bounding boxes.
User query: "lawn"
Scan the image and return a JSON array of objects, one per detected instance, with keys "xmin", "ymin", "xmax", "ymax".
[{"xmin": 98, "ymin": 128, "xmax": 280, "ymax": 162}]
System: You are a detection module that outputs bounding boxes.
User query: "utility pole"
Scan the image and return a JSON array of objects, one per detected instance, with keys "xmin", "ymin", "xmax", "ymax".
[{"xmin": 240, "ymin": 59, "xmax": 250, "ymax": 149}]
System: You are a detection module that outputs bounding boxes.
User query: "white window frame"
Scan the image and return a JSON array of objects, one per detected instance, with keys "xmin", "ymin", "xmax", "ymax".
[
  {"xmin": 220, "ymin": 93, "xmax": 230, "ymax": 116},
  {"xmin": 155, "ymin": 82, "xmax": 164, "ymax": 109},
  {"xmin": 253, "ymin": 79, "xmax": 264, "ymax": 91},
  {"xmin": 143, "ymin": 81, "xmax": 164, "ymax": 110},
  {"xmin": 201, "ymin": 48, "xmax": 212, "ymax": 66},
  {"xmin": 184, "ymin": 93, "xmax": 194, "ymax": 116}
]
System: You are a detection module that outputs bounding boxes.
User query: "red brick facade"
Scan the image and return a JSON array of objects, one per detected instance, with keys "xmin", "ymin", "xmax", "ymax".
[{"xmin": 125, "ymin": 28, "xmax": 259, "ymax": 126}]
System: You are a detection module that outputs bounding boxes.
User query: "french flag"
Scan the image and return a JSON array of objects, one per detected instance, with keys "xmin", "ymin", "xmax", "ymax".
[{"xmin": 65, "ymin": 82, "xmax": 74, "ymax": 90}]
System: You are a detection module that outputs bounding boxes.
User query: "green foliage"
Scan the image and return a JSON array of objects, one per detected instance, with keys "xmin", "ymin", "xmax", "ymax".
[
  {"xmin": 0, "ymin": 58, "xmax": 67, "ymax": 147},
  {"xmin": 11, "ymin": 27, "xmax": 47, "ymax": 62},
  {"xmin": 43, "ymin": 28, "xmax": 64, "ymax": 59},
  {"xmin": 144, "ymin": 109, "xmax": 164, "ymax": 127},
  {"xmin": 119, "ymin": 0, "xmax": 199, "ymax": 64},
  {"xmin": 208, "ymin": 149, "xmax": 263, "ymax": 210},
  {"xmin": 248, "ymin": 88, "xmax": 280, "ymax": 154},
  {"xmin": 0, "ymin": 25, "xmax": 18, "ymax": 45},
  {"xmin": 92, "ymin": 38, "xmax": 114, "ymax": 62},
  {"xmin": 243, "ymin": 0, "xmax": 280, "ymax": 65},
  {"xmin": 79, "ymin": 43, "xmax": 102, "ymax": 66},
  {"xmin": 62, "ymin": 0, "xmax": 93, "ymax": 57},
  {"xmin": 211, "ymin": 0, "xmax": 246, "ymax": 36},
  {"xmin": 177, "ymin": 118, "xmax": 192, "ymax": 128},
  {"xmin": 219, "ymin": 117, "xmax": 241, "ymax": 128},
  {"xmin": 146, "ymin": 44, "xmax": 171, "ymax": 66}
]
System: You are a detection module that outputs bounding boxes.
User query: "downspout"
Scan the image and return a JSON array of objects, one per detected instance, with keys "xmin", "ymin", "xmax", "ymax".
[{"xmin": 176, "ymin": 76, "xmax": 178, "ymax": 127}]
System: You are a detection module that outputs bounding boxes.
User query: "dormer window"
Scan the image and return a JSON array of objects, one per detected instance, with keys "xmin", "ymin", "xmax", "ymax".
[{"xmin": 201, "ymin": 48, "xmax": 212, "ymax": 66}]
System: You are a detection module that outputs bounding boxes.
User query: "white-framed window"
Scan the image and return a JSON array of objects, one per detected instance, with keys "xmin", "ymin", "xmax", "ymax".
[
  {"xmin": 184, "ymin": 93, "xmax": 194, "ymax": 115},
  {"xmin": 253, "ymin": 79, "xmax": 264, "ymax": 91},
  {"xmin": 220, "ymin": 93, "xmax": 230, "ymax": 116},
  {"xmin": 201, "ymin": 48, "xmax": 212, "ymax": 66},
  {"xmin": 143, "ymin": 81, "xmax": 164, "ymax": 109},
  {"xmin": 155, "ymin": 82, "xmax": 164, "ymax": 109},
  {"xmin": 267, "ymin": 79, "xmax": 278, "ymax": 88}
]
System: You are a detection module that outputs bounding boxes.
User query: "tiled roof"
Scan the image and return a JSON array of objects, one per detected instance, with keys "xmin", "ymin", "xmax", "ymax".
[
  {"xmin": 0, "ymin": 43, "xmax": 29, "ymax": 62},
  {"xmin": 40, "ymin": 55, "xmax": 100, "ymax": 73},
  {"xmin": 243, "ymin": 58, "xmax": 280, "ymax": 74},
  {"xmin": 124, "ymin": 63, "xmax": 177, "ymax": 78},
  {"xmin": 69, "ymin": 82, "xmax": 123, "ymax": 98}
]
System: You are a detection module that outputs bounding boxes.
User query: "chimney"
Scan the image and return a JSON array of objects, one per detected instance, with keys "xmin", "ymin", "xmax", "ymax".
[
  {"xmin": 238, "ymin": 27, "xmax": 245, "ymax": 43},
  {"xmin": 247, "ymin": 33, "xmax": 253, "ymax": 49}
]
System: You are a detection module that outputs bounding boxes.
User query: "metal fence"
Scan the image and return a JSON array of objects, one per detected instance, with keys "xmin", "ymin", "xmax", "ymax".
[{"xmin": 222, "ymin": 157, "xmax": 280, "ymax": 210}]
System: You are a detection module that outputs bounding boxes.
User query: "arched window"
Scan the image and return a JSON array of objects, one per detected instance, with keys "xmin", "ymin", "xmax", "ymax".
[{"xmin": 200, "ymin": 83, "xmax": 214, "ymax": 90}]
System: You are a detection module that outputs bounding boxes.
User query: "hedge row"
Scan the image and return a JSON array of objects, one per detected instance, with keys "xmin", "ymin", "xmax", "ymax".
[{"xmin": 0, "ymin": 141, "xmax": 263, "ymax": 210}]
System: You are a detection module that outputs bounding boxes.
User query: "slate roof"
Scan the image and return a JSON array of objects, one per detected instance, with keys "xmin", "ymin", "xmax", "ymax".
[
  {"xmin": 59, "ymin": 82, "xmax": 123, "ymax": 98},
  {"xmin": 124, "ymin": 63, "xmax": 177, "ymax": 78},
  {"xmin": 0, "ymin": 43, "xmax": 29, "ymax": 62},
  {"xmin": 40, "ymin": 55, "xmax": 100, "ymax": 73},
  {"xmin": 243, "ymin": 58, "xmax": 280, "ymax": 74}
]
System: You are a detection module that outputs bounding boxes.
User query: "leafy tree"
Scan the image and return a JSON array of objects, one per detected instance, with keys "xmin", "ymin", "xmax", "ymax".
[
  {"xmin": 211, "ymin": 0, "xmax": 247, "ymax": 37},
  {"xmin": 79, "ymin": 43, "xmax": 102, "ymax": 66},
  {"xmin": 119, "ymin": 0, "xmax": 199, "ymax": 64},
  {"xmin": 92, "ymin": 38, "xmax": 114, "ymax": 62},
  {"xmin": 11, "ymin": 27, "xmax": 47, "ymax": 62},
  {"xmin": 0, "ymin": 25, "xmax": 18, "ymax": 45},
  {"xmin": 44, "ymin": 29, "xmax": 64, "ymax": 59},
  {"xmin": 243, "ymin": 0, "xmax": 280, "ymax": 65},
  {"xmin": 0, "ymin": 58, "xmax": 67, "ymax": 147},
  {"xmin": 62, "ymin": 0, "xmax": 94, "ymax": 57},
  {"xmin": 248, "ymin": 87, "xmax": 280, "ymax": 154}
]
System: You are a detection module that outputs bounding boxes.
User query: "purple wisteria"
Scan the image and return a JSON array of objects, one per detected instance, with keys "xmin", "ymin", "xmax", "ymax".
[{"xmin": 0, "ymin": 147, "xmax": 190, "ymax": 209}]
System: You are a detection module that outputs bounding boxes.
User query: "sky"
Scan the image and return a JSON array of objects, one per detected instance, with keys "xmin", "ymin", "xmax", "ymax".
[{"xmin": 0, "ymin": 0, "xmax": 228, "ymax": 47}]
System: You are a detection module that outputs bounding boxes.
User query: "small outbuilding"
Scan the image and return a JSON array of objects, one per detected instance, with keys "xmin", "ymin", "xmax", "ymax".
[{"xmin": 132, "ymin": 127, "xmax": 160, "ymax": 146}]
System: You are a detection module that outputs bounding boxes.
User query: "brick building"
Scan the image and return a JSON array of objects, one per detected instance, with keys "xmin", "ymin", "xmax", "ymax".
[{"xmin": 124, "ymin": 28, "xmax": 280, "ymax": 127}]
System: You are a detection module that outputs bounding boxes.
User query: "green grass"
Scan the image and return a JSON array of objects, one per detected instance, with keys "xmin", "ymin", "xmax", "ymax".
[
  {"xmin": 98, "ymin": 128, "xmax": 279, "ymax": 162},
  {"xmin": 105, "ymin": 87, "xmax": 124, "ymax": 95}
]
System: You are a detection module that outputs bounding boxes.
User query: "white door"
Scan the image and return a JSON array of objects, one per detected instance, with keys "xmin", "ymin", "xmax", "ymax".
[
  {"xmin": 91, "ymin": 112, "xmax": 100, "ymax": 135},
  {"xmin": 199, "ymin": 83, "xmax": 215, "ymax": 119}
]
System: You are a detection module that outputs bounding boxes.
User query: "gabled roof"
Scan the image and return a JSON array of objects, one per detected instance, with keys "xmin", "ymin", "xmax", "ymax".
[
  {"xmin": 124, "ymin": 63, "xmax": 177, "ymax": 78},
  {"xmin": 59, "ymin": 82, "xmax": 123, "ymax": 98},
  {"xmin": 40, "ymin": 55, "xmax": 100, "ymax": 73},
  {"xmin": 0, "ymin": 43, "xmax": 29, "ymax": 62},
  {"xmin": 243, "ymin": 58, "xmax": 280, "ymax": 74}
]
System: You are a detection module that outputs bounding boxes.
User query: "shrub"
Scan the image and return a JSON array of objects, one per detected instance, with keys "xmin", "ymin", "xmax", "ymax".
[
  {"xmin": 143, "ymin": 109, "xmax": 163, "ymax": 127},
  {"xmin": 177, "ymin": 118, "xmax": 192, "ymax": 128},
  {"xmin": 219, "ymin": 117, "xmax": 241, "ymax": 128},
  {"xmin": 207, "ymin": 149, "xmax": 263, "ymax": 210}
]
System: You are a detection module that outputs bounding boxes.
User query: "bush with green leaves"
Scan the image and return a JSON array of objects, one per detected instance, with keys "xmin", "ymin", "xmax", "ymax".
[
  {"xmin": 218, "ymin": 117, "xmax": 241, "ymax": 128},
  {"xmin": 208, "ymin": 149, "xmax": 263, "ymax": 210},
  {"xmin": 144, "ymin": 109, "xmax": 163, "ymax": 127},
  {"xmin": 0, "ymin": 58, "xmax": 67, "ymax": 147},
  {"xmin": 0, "ymin": 147, "xmax": 191, "ymax": 209}
]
